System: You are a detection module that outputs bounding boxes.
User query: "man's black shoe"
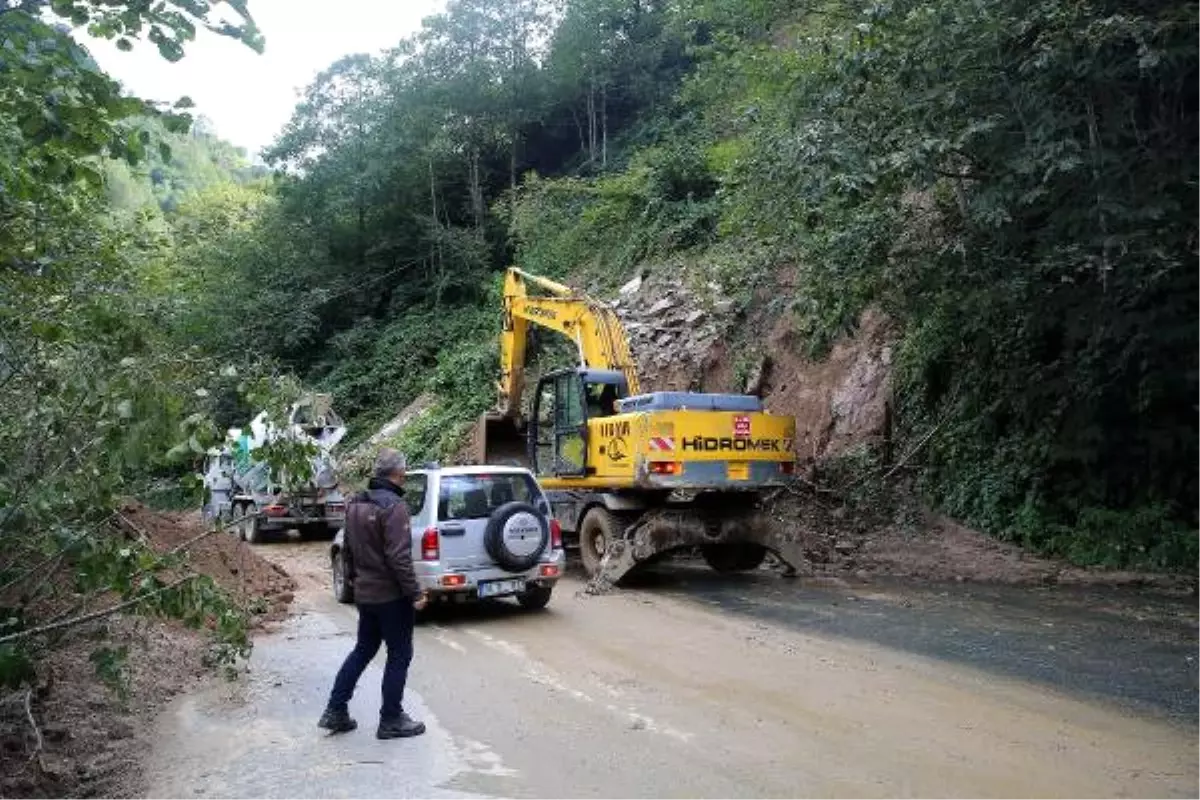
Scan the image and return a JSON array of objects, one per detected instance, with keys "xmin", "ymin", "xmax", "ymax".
[
  {"xmin": 318, "ymin": 707, "xmax": 358, "ymax": 734},
  {"xmin": 377, "ymin": 712, "xmax": 426, "ymax": 739}
]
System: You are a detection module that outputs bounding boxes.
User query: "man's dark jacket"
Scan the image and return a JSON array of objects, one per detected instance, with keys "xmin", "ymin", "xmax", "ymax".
[{"xmin": 343, "ymin": 477, "xmax": 421, "ymax": 604}]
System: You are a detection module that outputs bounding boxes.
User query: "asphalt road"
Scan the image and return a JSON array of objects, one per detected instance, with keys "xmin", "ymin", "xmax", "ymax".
[{"xmin": 144, "ymin": 543, "xmax": 1198, "ymax": 799}]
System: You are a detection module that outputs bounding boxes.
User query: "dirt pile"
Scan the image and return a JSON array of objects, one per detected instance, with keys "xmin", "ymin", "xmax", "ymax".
[
  {"xmin": 762, "ymin": 485, "xmax": 1195, "ymax": 591},
  {"xmin": 763, "ymin": 482, "xmax": 1062, "ymax": 584},
  {"xmin": 756, "ymin": 307, "xmax": 894, "ymax": 464},
  {"xmin": 122, "ymin": 502, "xmax": 297, "ymax": 626},
  {"xmin": 0, "ymin": 503, "xmax": 296, "ymax": 798}
]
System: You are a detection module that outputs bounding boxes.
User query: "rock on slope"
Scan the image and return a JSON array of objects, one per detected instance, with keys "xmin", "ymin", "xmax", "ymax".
[{"xmin": 609, "ymin": 266, "xmax": 895, "ymax": 466}]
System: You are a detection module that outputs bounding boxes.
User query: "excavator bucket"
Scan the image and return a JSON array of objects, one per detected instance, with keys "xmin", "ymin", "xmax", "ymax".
[{"xmin": 470, "ymin": 411, "xmax": 530, "ymax": 468}]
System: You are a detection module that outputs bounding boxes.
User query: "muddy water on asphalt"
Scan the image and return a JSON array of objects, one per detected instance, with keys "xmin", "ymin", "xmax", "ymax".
[{"xmin": 144, "ymin": 541, "xmax": 1198, "ymax": 799}]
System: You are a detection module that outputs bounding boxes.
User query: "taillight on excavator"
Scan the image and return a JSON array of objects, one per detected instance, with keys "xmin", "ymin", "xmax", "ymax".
[
  {"xmin": 550, "ymin": 519, "xmax": 562, "ymax": 549},
  {"xmin": 780, "ymin": 461, "xmax": 796, "ymax": 475},
  {"xmin": 421, "ymin": 527, "xmax": 440, "ymax": 561},
  {"xmin": 649, "ymin": 461, "xmax": 680, "ymax": 475}
]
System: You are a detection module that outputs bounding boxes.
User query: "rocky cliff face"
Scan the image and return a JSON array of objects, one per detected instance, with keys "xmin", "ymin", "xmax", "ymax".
[
  {"xmin": 609, "ymin": 271, "xmax": 731, "ymax": 393},
  {"xmin": 606, "ymin": 268, "xmax": 896, "ymax": 466}
]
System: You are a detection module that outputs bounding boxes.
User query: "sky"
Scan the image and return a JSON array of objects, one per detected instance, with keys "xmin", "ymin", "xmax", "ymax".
[{"xmin": 80, "ymin": 0, "xmax": 443, "ymax": 159}]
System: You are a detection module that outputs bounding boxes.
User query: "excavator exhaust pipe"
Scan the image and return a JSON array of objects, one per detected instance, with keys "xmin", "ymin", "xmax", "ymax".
[{"xmin": 470, "ymin": 411, "xmax": 530, "ymax": 468}]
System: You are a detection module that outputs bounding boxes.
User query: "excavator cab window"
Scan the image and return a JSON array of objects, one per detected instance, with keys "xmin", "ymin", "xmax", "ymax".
[
  {"xmin": 533, "ymin": 380, "xmax": 556, "ymax": 472},
  {"xmin": 586, "ymin": 382, "xmax": 619, "ymax": 418},
  {"xmin": 530, "ymin": 370, "xmax": 588, "ymax": 478}
]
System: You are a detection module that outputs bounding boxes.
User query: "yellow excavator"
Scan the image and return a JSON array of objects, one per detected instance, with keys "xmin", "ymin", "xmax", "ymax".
[{"xmin": 473, "ymin": 267, "xmax": 807, "ymax": 584}]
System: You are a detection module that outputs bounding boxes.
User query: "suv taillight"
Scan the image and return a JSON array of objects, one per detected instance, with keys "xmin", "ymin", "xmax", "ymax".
[
  {"xmin": 421, "ymin": 527, "xmax": 440, "ymax": 561},
  {"xmin": 550, "ymin": 519, "xmax": 562, "ymax": 550}
]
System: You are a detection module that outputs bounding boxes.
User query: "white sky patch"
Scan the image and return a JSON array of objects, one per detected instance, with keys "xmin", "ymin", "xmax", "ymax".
[{"xmin": 76, "ymin": 0, "xmax": 443, "ymax": 158}]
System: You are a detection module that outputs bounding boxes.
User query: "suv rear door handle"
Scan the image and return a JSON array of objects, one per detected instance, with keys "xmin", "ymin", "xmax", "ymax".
[{"xmin": 439, "ymin": 523, "xmax": 466, "ymax": 536}]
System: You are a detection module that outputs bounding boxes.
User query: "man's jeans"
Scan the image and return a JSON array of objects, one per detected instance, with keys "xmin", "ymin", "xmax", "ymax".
[{"xmin": 328, "ymin": 598, "xmax": 415, "ymax": 720}]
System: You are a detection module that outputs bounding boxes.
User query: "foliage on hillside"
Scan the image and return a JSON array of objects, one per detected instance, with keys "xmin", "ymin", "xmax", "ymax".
[
  {"xmin": 151, "ymin": 0, "xmax": 1197, "ymax": 570},
  {"xmin": 513, "ymin": 0, "xmax": 1197, "ymax": 569},
  {"xmin": 684, "ymin": 0, "xmax": 1199, "ymax": 568},
  {"xmin": 106, "ymin": 116, "xmax": 268, "ymax": 214}
]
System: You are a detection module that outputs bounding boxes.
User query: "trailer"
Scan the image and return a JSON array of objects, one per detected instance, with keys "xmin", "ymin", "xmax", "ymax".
[{"xmin": 202, "ymin": 394, "xmax": 348, "ymax": 543}]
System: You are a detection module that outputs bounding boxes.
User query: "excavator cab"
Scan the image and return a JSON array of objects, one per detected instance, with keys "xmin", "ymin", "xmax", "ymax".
[
  {"xmin": 472, "ymin": 368, "xmax": 628, "ymax": 475},
  {"xmin": 529, "ymin": 368, "xmax": 628, "ymax": 478}
]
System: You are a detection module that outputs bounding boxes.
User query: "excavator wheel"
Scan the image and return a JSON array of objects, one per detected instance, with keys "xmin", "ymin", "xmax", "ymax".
[
  {"xmin": 701, "ymin": 543, "xmax": 768, "ymax": 573},
  {"xmin": 579, "ymin": 507, "xmax": 620, "ymax": 577}
]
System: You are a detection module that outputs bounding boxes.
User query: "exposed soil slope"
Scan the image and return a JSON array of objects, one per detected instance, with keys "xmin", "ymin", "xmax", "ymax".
[{"xmin": 0, "ymin": 504, "xmax": 295, "ymax": 799}]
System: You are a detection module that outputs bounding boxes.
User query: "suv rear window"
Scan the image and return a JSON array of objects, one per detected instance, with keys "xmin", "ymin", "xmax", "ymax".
[
  {"xmin": 402, "ymin": 473, "xmax": 428, "ymax": 515},
  {"xmin": 437, "ymin": 473, "xmax": 542, "ymax": 520}
]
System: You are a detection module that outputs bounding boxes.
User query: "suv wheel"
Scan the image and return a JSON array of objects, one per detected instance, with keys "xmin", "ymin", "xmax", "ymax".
[
  {"xmin": 483, "ymin": 502, "xmax": 549, "ymax": 572},
  {"xmin": 517, "ymin": 585, "xmax": 552, "ymax": 611}
]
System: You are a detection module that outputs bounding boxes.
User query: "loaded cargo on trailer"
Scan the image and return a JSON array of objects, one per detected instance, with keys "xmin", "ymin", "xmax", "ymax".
[{"xmin": 202, "ymin": 394, "xmax": 348, "ymax": 543}]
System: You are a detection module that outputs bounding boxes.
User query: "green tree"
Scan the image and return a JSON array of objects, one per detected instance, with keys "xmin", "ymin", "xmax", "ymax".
[{"xmin": 0, "ymin": 0, "xmax": 275, "ymax": 698}]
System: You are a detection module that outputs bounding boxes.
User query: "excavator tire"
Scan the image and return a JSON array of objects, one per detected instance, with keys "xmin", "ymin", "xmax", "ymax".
[
  {"xmin": 701, "ymin": 543, "xmax": 768, "ymax": 573},
  {"xmin": 579, "ymin": 507, "xmax": 620, "ymax": 577}
]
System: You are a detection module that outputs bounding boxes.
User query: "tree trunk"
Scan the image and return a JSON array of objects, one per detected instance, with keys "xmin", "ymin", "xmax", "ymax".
[
  {"xmin": 586, "ymin": 78, "xmax": 597, "ymax": 167},
  {"xmin": 469, "ymin": 148, "xmax": 484, "ymax": 229},
  {"xmin": 357, "ymin": 193, "xmax": 365, "ymax": 266},
  {"xmin": 429, "ymin": 154, "xmax": 444, "ymax": 285},
  {"xmin": 601, "ymin": 82, "xmax": 608, "ymax": 171},
  {"xmin": 570, "ymin": 105, "xmax": 586, "ymax": 154},
  {"xmin": 510, "ymin": 127, "xmax": 518, "ymax": 216},
  {"xmin": 428, "ymin": 155, "xmax": 438, "ymax": 223}
]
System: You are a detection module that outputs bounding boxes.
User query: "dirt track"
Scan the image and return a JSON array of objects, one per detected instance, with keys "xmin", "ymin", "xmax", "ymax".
[{"xmin": 144, "ymin": 540, "xmax": 1198, "ymax": 799}]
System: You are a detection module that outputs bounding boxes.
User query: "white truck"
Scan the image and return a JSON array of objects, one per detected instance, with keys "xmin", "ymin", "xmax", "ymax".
[{"xmin": 202, "ymin": 394, "xmax": 348, "ymax": 543}]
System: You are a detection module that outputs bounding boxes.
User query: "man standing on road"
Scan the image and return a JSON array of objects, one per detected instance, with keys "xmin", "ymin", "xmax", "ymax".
[{"xmin": 318, "ymin": 448, "xmax": 429, "ymax": 739}]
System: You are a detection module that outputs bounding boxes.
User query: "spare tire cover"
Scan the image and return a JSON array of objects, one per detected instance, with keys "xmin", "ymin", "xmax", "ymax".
[{"xmin": 484, "ymin": 501, "xmax": 549, "ymax": 573}]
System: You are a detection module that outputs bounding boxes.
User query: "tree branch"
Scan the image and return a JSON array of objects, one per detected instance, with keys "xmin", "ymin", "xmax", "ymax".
[
  {"xmin": 0, "ymin": 575, "xmax": 199, "ymax": 646},
  {"xmin": 22, "ymin": 688, "xmax": 43, "ymax": 762}
]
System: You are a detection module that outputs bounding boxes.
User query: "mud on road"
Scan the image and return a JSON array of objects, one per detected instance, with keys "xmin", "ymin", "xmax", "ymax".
[{"xmin": 145, "ymin": 539, "xmax": 1197, "ymax": 799}]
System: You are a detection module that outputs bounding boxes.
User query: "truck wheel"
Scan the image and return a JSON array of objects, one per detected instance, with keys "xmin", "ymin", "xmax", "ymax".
[
  {"xmin": 517, "ymin": 585, "xmax": 552, "ymax": 611},
  {"xmin": 331, "ymin": 549, "xmax": 354, "ymax": 604},
  {"xmin": 701, "ymin": 543, "xmax": 768, "ymax": 573},
  {"xmin": 579, "ymin": 507, "xmax": 619, "ymax": 577},
  {"xmin": 233, "ymin": 503, "xmax": 247, "ymax": 541},
  {"xmin": 241, "ymin": 505, "xmax": 263, "ymax": 545}
]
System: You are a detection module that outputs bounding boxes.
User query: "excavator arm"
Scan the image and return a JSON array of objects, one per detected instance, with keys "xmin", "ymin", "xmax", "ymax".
[{"xmin": 497, "ymin": 267, "xmax": 640, "ymax": 417}]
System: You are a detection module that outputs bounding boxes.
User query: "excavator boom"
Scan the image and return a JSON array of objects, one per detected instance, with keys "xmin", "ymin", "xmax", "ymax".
[{"xmin": 497, "ymin": 267, "xmax": 639, "ymax": 417}]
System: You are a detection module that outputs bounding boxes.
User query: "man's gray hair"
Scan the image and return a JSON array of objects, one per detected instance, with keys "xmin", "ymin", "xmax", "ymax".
[{"xmin": 373, "ymin": 448, "xmax": 407, "ymax": 477}]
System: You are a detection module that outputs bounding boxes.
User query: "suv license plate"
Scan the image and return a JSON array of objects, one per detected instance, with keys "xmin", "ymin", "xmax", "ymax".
[{"xmin": 478, "ymin": 579, "xmax": 524, "ymax": 599}]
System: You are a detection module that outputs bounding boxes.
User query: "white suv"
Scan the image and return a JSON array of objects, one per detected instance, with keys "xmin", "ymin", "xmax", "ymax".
[{"xmin": 330, "ymin": 465, "xmax": 565, "ymax": 611}]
